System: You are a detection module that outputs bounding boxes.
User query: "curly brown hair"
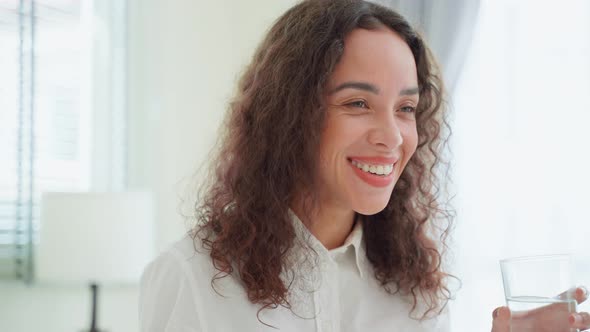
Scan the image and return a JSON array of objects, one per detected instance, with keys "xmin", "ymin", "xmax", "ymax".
[{"xmin": 194, "ymin": 0, "xmax": 454, "ymax": 321}]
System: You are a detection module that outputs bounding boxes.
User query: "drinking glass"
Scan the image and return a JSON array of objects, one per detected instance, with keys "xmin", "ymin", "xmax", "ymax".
[{"xmin": 500, "ymin": 254, "xmax": 578, "ymax": 332}]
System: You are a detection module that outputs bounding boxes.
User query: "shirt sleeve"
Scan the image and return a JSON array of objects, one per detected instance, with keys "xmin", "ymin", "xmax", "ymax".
[{"xmin": 139, "ymin": 250, "xmax": 203, "ymax": 332}]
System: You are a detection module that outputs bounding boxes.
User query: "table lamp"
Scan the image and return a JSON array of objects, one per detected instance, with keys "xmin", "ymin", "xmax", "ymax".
[{"xmin": 36, "ymin": 191, "xmax": 155, "ymax": 332}]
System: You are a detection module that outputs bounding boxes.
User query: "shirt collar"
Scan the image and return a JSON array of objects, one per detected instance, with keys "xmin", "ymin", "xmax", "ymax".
[{"xmin": 287, "ymin": 209, "xmax": 368, "ymax": 278}]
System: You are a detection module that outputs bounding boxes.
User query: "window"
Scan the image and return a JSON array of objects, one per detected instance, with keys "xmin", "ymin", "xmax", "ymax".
[{"xmin": 0, "ymin": 0, "xmax": 127, "ymax": 282}]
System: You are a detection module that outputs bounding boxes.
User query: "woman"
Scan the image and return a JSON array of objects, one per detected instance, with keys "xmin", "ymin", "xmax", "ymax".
[{"xmin": 139, "ymin": 1, "xmax": 589, "ymax": 331}]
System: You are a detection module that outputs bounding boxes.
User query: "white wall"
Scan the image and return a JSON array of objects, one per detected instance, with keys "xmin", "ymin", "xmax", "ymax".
[
  {"xmin": 127, "ymin": 0, "xmax": 297, "ymax": 253},
  {"xmin": 0, "ymin": 1, "xmax": 295, "ymax": 331}
]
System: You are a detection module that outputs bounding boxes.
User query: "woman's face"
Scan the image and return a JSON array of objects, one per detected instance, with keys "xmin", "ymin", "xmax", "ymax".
[{"xmin": 318, "ymin": 27, "xmax": 419, "ymax": 216}]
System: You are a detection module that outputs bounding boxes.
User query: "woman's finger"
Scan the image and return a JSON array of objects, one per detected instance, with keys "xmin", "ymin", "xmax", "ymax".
[
  {"xmin": 557, "ymin": 286, "xmax": 588, "ymax": 304},
  {"xmin": 569, "ymin": 312, "xmax": 590, "ymax": 330},
  {"xmin": 576, "ymin": 286, "xmax": 589, "ymax": 304},
  {"xmin": 491, "ymin": 306, "xmax": 511, "ymax": 332}
]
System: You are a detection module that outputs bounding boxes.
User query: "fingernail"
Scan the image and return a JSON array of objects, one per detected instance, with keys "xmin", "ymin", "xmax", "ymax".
[
  {"xmin": 493, "ymin": 308, "xmax": 499, "ymax": 319},
  {"xmin": 570, "ymin": 314, "xmax": 581, "ymax": 325}
]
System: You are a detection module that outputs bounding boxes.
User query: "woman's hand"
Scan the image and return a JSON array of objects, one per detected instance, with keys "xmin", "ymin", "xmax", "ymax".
[{"xmin": 491, "ymin": 287, "xmax": 590, "ymax": 332}]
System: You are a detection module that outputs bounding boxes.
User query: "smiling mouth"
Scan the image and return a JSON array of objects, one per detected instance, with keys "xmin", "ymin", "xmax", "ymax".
[{"xmin": 349, "ymin": 159, "xmax": 394, "ymax": 176}]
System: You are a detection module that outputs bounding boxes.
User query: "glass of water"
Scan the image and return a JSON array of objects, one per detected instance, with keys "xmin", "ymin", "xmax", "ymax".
[{"xmin": 500, "ymin": 254, "xmax": 578, "ymax": 332}]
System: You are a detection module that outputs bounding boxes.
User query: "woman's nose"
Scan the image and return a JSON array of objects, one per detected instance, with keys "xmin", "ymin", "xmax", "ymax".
[{"xmin": 367, "ymin": 113, "xmax": 403, "ymax": 151}]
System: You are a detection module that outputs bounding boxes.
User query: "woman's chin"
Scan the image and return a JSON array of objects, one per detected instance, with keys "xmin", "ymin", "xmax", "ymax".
[{"xmin": 352, "ymin": 199, "xmax": 389, "ymax": 216}]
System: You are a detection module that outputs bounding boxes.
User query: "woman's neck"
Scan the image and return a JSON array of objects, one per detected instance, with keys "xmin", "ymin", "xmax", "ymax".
[{"xmin": 291, "ymin": 199, "xmax": 356, "ymax": 250}]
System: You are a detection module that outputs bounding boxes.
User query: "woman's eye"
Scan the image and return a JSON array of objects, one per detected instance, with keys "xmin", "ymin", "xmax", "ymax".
[
  {"xmin": 346, "ymin": 100, "xmax": 369, "ymax": 109},
  {"xmin": 400, "ymin": 106, "xmax": 416, "ymax": 113}
]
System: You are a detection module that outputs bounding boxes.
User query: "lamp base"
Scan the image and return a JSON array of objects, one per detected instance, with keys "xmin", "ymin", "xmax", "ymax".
[{"xmin": 87, "ymin": 283, "xmax": 105, "ymax": 332}]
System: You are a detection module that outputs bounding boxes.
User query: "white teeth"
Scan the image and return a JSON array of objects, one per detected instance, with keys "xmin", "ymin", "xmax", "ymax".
[{"xmin": 351, "ymin": 160, "xmax": 394, "ymax": 176}]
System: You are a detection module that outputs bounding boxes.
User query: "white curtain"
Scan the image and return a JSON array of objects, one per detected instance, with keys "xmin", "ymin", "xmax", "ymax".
[
  {"xmin": 374, "ymin": 0, "xmax": 481, "ymax": 93},
  {"xmin": 451, "ymin": 0, "xmax": 590, "ymax": 330}
]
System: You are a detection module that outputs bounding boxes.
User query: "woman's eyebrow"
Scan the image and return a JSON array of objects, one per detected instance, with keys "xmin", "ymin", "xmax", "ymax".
[
  {"xmin": 399, "ymin": 86, "xmax": 419, "ymax": 96},
  {"xmin": 328, "ymin": 81, "xmax": 380, "ymax": 95},
  {"xmin": 328, "ymin": 82, "xmax": 419, "ymax": 97}
]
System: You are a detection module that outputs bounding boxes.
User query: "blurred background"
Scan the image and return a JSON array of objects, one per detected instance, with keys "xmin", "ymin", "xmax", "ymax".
[{"xmin": 0, "ymin": 0, "xmax": 589, "ymax": 331}]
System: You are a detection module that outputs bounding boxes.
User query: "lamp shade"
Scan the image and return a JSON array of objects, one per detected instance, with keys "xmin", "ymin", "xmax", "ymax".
[{"xmin": 35, "ymin": 191, "xmax": 155, "ymax": 285}]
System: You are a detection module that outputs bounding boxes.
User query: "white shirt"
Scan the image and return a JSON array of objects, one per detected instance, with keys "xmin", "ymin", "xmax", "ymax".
[{"xmin": 139, "ymin": 211, "xmax": 450, "ymax": 332}]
